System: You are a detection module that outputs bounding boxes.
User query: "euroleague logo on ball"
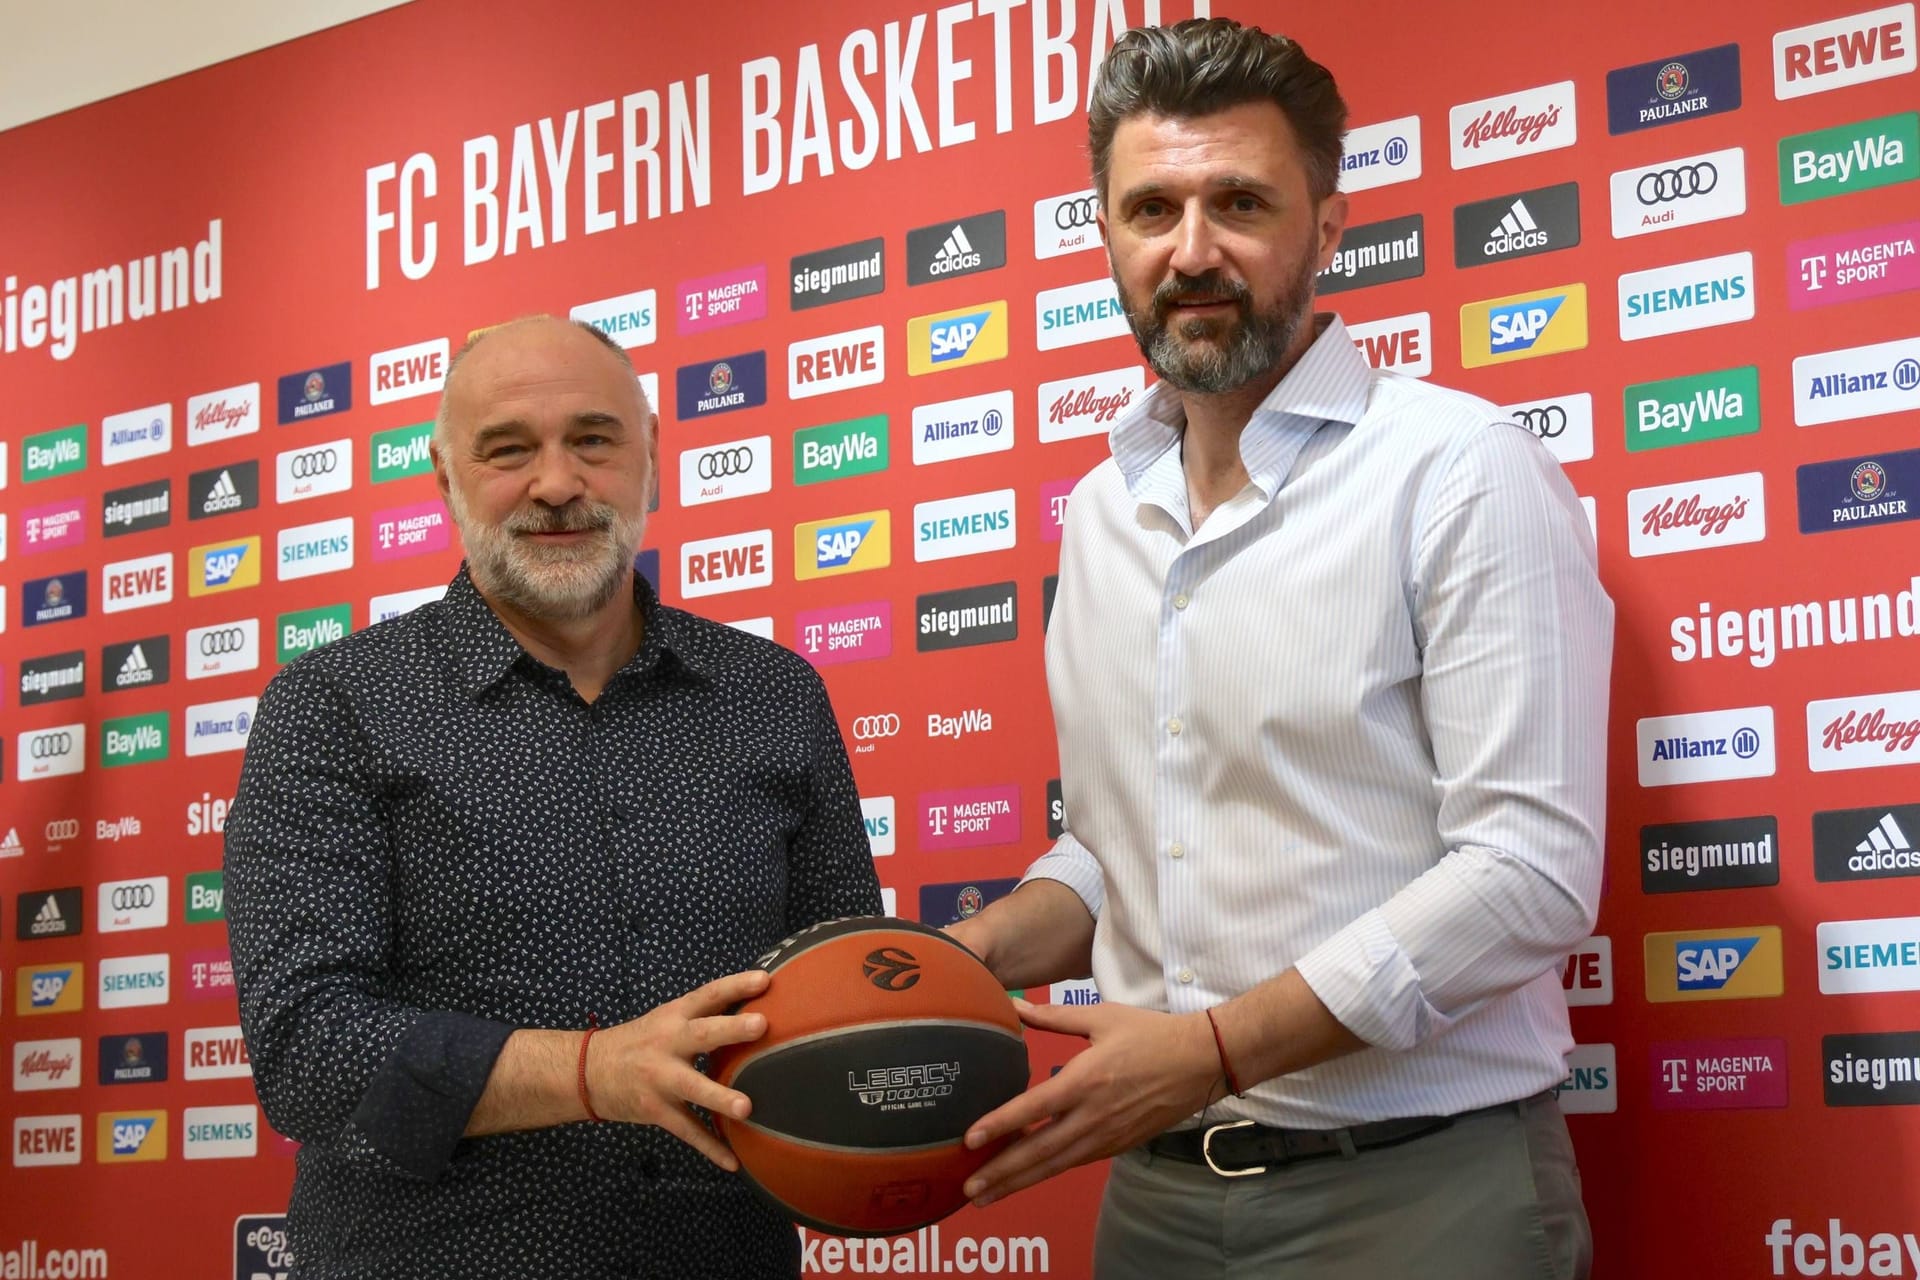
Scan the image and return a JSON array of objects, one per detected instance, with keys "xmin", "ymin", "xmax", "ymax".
[{"xmin": 863, "ymin": 946, "xmax": 921, "ymax": 991}]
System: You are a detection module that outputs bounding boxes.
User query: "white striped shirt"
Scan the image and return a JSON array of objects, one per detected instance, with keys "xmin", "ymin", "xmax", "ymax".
[{"xmin": 1025, "ymin": 314, "xmax": 1613, "ymax": 1127}]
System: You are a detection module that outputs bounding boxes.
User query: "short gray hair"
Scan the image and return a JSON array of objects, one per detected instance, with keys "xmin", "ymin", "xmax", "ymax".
[{"xmin": 431, "ymin": 316, "xmax": 647, "ymax": 448}]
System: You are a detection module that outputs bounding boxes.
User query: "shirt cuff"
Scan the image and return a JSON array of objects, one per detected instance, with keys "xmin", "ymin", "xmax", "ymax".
[
  {"xmin": 1017, "ymin": 832, "xmax": 1105, "ymax": 920},
  {"xmin": 349, "ymin": 1010, "xmax": 516, "ymax": 1180},
  {"xmin": 1293, "ymin": 909, "xmax": 1444, "ymax": 1053}
]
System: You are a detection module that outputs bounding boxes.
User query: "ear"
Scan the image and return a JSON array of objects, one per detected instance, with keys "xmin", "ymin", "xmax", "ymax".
[
  {"xmin": 1314, "ymin": 192, "xmax": 1350, "ymax": 272},
  {"xmin": 645, "ymin": 411, "xmax": 661, "ymax": 507},
  {"xmin": 429, "ymin": 435, "xmax": 455, "ymax": 514}
]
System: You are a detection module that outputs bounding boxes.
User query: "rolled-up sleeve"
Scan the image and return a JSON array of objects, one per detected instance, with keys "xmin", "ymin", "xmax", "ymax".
[
  {"xmin": 1295, "ymin": 424, "xmax": 1612, "ymax": 1051},
  {"xmin": 225, "ymin": 665, "xmax": 512, "ymax": 1180},
  {"xmin": 1019, "ymin": 830, "xmax": 1107, "ymax": 920}
]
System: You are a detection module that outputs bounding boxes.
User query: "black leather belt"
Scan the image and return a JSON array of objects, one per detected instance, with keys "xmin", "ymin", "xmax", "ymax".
[{"xmin": 1146, "ymin": 1113, "xmax": 1458, "ymax": 1177}]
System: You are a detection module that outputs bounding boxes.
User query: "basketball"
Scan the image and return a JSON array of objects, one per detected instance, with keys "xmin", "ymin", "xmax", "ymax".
[{"xmin": 709, "ymin": 916, "xmax": 1031, "ymax": 1237}]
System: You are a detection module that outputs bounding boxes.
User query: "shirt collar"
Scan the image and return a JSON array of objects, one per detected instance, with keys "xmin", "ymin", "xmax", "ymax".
[
  {"xmin": 1110, "ymin": 313, "xmax": 1374, "ymax": 502},
  {"xmin": 441, "ymin": 564, "xmax": 710, "ymax": 697}
]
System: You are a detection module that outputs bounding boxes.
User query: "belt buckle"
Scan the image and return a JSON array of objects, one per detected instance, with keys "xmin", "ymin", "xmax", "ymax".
[{"xmin": 1201, "ymin": 1119, "xmax": 1265, "ymax": 1178}]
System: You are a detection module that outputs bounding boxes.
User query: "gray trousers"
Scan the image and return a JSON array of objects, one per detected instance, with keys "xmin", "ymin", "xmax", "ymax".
[{"xmin": 1092, "ymin": 1092, "xmax": 1592, "ymax": 1280}]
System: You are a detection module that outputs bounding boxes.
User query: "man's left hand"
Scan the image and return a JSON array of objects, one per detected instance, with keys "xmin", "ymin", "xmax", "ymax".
[{"xmin": 961, "ymin": 999, "xmax": 1221, "ymax": 1206}]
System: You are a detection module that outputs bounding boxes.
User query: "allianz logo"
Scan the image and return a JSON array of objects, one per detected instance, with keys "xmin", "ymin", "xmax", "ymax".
[{"xmin": 928, "ymin": 708, "xmax": 993, "ymax": 739}]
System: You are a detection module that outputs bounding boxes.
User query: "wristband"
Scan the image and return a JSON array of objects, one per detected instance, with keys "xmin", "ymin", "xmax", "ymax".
[
  {"xmin": 578, "ymin": 1014, "xmax": 604, "ymax": 1123},
  {"xmin": 1205, "ymin": 1006, "xmax": 1245, "ymax": 1098}
]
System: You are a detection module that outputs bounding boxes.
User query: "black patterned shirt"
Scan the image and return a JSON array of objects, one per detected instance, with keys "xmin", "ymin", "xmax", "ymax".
[{"xmin": 225, "ymin": 565, "xmax": 881, "ymax": 1279}]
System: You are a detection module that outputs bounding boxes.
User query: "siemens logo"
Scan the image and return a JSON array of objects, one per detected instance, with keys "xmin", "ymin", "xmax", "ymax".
[
  {"xmin": 1035, "ymin": 279, "xmax": 1129, "ymax": 351},
  {"xmin": 1818, "ymin": 916, "xmax": 1920, "ymax": 993},
  {"xmin": 913, "ymin": 490, "xmax": 1016, "ymax": 562},
  {"xmin": 1618, "ymin": 252, "xmax": 1756, "ymax": 340},
  {"xmin": 569, "ymin": 290, "xmax": 656, "ymax": 349},
  {"xmin": 277, "ymin": 518, "xmax": 355, "ymax": 580}
]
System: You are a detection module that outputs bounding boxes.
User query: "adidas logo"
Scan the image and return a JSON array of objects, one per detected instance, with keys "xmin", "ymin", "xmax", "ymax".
[
  {"xmin": 927, "ymin": 224, "xmax": 984, "ymax": 277},
  {"xmin": 202, "ymin": 468, "xmax": 244, "ymax": 514},
  {"xmin": 1858, "ymin": 812, "xmax": 1916, "ymax": 858},
  {"xmin": 117, "ymin": 645, "xmax": 153, "ymax": 683},
  {"xmin": 1484, "ymin": 198, "xmax": 1550, "ymax": 256},
  {"xmin": 31, "ymin": 896, "xmax": 67, "ymax": 935},
  {"xmin": 0, "ymin": 828, "xmax": 22, "ymax": 858}
]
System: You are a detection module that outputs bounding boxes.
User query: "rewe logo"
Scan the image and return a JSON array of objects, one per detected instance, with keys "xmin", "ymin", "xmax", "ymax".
[
  {"xmin": 1777, "ymin": 4, "xmax": 1917, "ymax": 98},
  {"xmin": 789, "ymin": 326, "xmax": 885, "ymax": 399},
  {"xmin": 1619, "ymin": 252, "xmax": 1755, "ymax": 340},
  {"xmin": 1627, "ymin": 472, "xmax": 1767, "ymax": 558},
  {"xmin": 13, "ymin": 1115, "xmax": 82, "ymax": 1167},
  {"xmin": 368, "ymin": 337, "xmax": 450, "ymax": 404},
  {"xmin": 184, "ymin": 1026, "xmax": 253, "ymax": 1080},
  {"xmin": 1637, "ymin": 706, "xmax": 1776, "ymax": 786},
  {"xmin": 1562, "ymin": 936, "xmax": 1615, "ymax": 1006},
  {"xmin": 1809, "ymin": 688, "xmax": 1920, "ymax": 772},
  {"xmin": 186, "ymin": 382, "xmax": 259, "ymax": 447},
  {"xmin": 928, "ymin": 708, "xmax": 993, "ymax": 740},
  {"xmin": 680, "ymin": 529, "xmax": 773, "ymax": 598},
  {"xmin": 103, "ymin": 552, "xmax": 174, "ymax": 613},
  {"xmin": 1038, "ymin": 366, "xmax": 1146, "ymax": 443},
  {"xmin": 1347, "ymin": 312, "xmax": 1433, "ymax": 375},
  {"xmin": 1449, "ymin": 80, "xmax": 1577, "ymax": 169},
  {"xmin": 1781, "ymin": 112, "xmax": 1920, "ymax": 204}
]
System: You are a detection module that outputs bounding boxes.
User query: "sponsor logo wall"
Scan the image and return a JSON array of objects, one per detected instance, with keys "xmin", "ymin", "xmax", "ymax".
[{"xmin": 0, "ymin": 2, "xmax": 1916, "ymax": 1277}]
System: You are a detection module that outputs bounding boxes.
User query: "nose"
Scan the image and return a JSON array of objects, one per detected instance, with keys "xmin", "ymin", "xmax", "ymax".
[
  {"xmin": 524, "ymin": 443, "xmax": 589, "ymax": 508},
  {"xmin": 1167, "ymin": 198, "xmax": 1226, "ymax": 278}
]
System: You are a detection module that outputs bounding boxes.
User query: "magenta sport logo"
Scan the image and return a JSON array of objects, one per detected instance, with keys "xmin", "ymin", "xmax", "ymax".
[
  {"xmin": 919, "ymin": 785, "xmax": 1021, "ymax": 851},
  {"xmin": 370, "ymin": 502, "xmax": 450, "ymax": 562},
  {"xmin": 1039, "ymin": 478, "xmax": 1076, "ymax": 543},
  {"xmin": 1789, "ymin": 218, "xmax": 1920, "ymax": 310},
  {"xmin": 794, "ymin": 600, "xmax": 891, "ymax": 668},
  {"xmin": 186, "ymin": 947, "xmax": 236, "ymax": 1001},
  {"xmin": 1649, "ymin": 1037, "xmax": 1788, "ymax": 1109},
  {"xmin": 21, "ymin": 497, "xmax": 86, "ymax": 554},
  {"xmin": 678, "ymin": 264, "xmax": 768, "ymax": 337}
]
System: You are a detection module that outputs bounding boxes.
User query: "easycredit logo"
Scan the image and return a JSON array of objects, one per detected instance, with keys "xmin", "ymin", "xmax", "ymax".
[
  {"xmin": 908, "ymin": 301, "xmax": 1009, "ymax": 375},
  {"xmin": 1775, "ymin": 5, "xmax": 1916, "ymax": 98},
  {"xmin": 680, "ymin": 529, "xmax": 773, "ymax": 598},
  {"xmin": 789, "ymin": 326, "xmax": 885, "ymax": 399},
  {"xmin": 914, "ymin": 489, "xmax": 1016, "ymax": 562},
  {"xmin": 16, "ymin": 963, "xmax": 84, "ymax": 1015},
  {"xmin": 1618, "ymin": 251, "xmax": 1755, "ymax": 340},
  {"xmin": 1645, "ymin": 926, "xmax": 1784, "ymax": 1001},
  {"xmin": 794, "ymin": 510, "xmax": 892, "ymax": 580},
  {"xmin": 1035, "ymin": 279, "xmax": 1128, "ymax": 351},
  {"xmin": 1460, "ymin": 286, "xmax": 1588, "ymax": 367},
  {"xmin": 1818, "ymin": 915, "xmax": 1920, "ymax": 994},
  {"xmin": 1626, "ymin": 471, "xmax": 1767, "ymax": 558},
  {"xmin": 1638, "ymin": 705, "xmax": 1776, "ymax": 786},
  {"xmin": 1793, "ymin": 334, "xmax": 1920, "ymax": 426},
  {"xmin": 102, "ymin": 552, "xmax": 174, "ymax": 613},
  {"xmin": 1808, "ymin": 687, "xmax": 1920, "ymax": 772},
  {"xmin": 1348, "ymin": 312, "xmax": 1433, "ymax": 375},
  {"xmin": 188, "ymin": 536, "xmax": 262, "ymax": 596},
  {"xmin": 184, "ymin": 1025, "xmax": 253, "ymax": 1080}
]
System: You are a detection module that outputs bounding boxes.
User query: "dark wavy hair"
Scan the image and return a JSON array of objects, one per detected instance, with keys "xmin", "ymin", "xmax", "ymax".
[{"xmin": 1089, "ymin": 18, "xmax": 1348, "ymax": 204}]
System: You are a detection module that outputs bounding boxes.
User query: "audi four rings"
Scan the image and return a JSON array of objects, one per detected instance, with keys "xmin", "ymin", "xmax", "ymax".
[
  {"xmin": 1515, "ymin": 405, "xmax": 1569, "ymax": 439},
  {"xmin": 1636, "ymin": 162, "xmax": 1717, "ymax": 205},
  {"xmin": 288, "ymin": 449, "xmax": 341, "ymax": 478},
  {"xmin": 697, "ymin": 447, "xmax": 757, "ymax": 479},
  {"xmin": 31, "ymin": 732, "xmax": 76, "ymax": 757},
  {"xmin": 1054, "ymin": 195, "xmax": 1097, "ymax": 229},
  {"xmin": 199, "ymin": 628, "xmax": 249, "ymax": 655},
  {"xmin": 852, "ymin": 714, "xmax": 902, "ymax": 739},
  {"xmin": 45, "ymin": 819, "xmax": 81, "ymax": 842},
  {"xmin": 110, "ymin": 884, "xmax": 158, "ymax": 910}
]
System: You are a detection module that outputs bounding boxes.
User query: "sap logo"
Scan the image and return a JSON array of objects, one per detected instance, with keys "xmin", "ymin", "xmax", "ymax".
[
  {"xmin": 31, "ymin": 971, "xmax": 73, "ymax": 1007},
  {"xmin": 817, "ymin": 521, "xmax": 875, "ymax": 568},
  {"xmin": 928, "ymin": 708, "xmax": 993, "ymax": 740},
  {"xmin": 1677, "ymin": 936, "xmax": 1760, "ymax": 988},
  {"xmin": 204, "ymin": 546, "xmax": 246, "ymax": 586},
  {"xmin": 187, "ymin": 791, "xmax": 232, "ymax": 837},
  {"xmin": 1491, "ymin": 297, "xmax": 1565, "ymax": 351},
  {"xmin": 930, "ymin": 312, "xmax": 992, "ymax": 363}
]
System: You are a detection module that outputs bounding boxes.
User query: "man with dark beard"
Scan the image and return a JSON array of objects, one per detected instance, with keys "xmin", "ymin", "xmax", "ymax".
[
  {"xmin": 225, "ymin": 316, "xmax": 881, "ymax": 1278},
  {"xmin": 946, "ymin": 19, "xmax": 1608, "ymax": 1280}
]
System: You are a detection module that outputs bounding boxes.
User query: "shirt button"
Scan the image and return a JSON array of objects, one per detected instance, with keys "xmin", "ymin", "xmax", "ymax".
[
  {"xmin": 1178, "ymin": 969, "xmax": 1195, "ymax": 984},
  {"xmin": 1167, "ymin": 717, "xmax": 1183, "ymax": 737},
  {"xmin": 1173, "ymin": 593, "xmax": 1190, "ymax": 610},
  {"xmin": 1170, "ymin": 842, "xmax": 1185, "ymax": 859}
]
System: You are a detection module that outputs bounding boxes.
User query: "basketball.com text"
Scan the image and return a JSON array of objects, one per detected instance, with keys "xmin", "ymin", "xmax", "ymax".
[
  {"xmin": 0, "ymin": 1241, "xmax": 110, "ymax": 1278},
  {"xmin": 801, "ymin": 1227, "xmax": 1049, "ymax": 1275}
]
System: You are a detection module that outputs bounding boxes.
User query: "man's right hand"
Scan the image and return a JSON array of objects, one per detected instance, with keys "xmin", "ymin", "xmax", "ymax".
[{"xmin": 584, "ymin": 968, "xmax": 772, "ymax": 1170}]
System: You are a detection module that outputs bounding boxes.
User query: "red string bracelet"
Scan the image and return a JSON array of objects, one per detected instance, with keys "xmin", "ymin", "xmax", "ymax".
[
  {"xmin": 1204, "ymin": 1006, "xmax": 1245, "ymax": 1098},
  {"xmin": 577, "ymin": 1014, "xmax": 604, "ymax": 1123}
]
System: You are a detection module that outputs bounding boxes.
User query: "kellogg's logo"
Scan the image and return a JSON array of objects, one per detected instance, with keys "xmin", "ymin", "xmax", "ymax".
[
  {"xmin": 1037, "ymin": 367, "xmax": 1146, "ymax": 443},
  {"xmin": 1811, "ymin": 690, "xmax": 1920, "ymax": 772},
  {"xmin": 1450, "ymin": 81, "xmax": 1577, "ymax": 169},
  {"xmin": 1626, "ymin": 472, "xmax": 1767, "ymax": 557}
]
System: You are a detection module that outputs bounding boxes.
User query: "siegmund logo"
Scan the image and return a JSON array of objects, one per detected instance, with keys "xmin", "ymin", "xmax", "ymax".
[
  {"xmin": 1317, "ymin": 214, "xmax": 1424, "ymax": 294},
  {"xmin": 1454, "ymin": 183, "xmax": 1580, "ymax": 268},
  {"xmin": 907, "ymin": 211, "xmax": 1007, "ymax": 285},
  {"xmin": 916, "ymin": 582, "xmax": 1017, "ymax": 652},
  {"xmin": 101, "ymin": 479, "xmax": 172, "ymax": 537},
  {"xmin": 103, "ymin": 637, "xmax": 170, "ymax": 692},
  {"xmin": 20, "ymin": 651, "xmax": 86, "ymax": 706},
  {"xmin": 1824, "ymin": 1031, "xmax": 1920, "ymax": 1106},
  {"xmin": 1815, "ymin": 803, "xmax": 1920, "ymax": 881},
  {"xmin": 791, "ymin": 238, "xmax": 884, "ymax": 309},
  {"xmin": 1642, "ymin": 816, "xmax": 1779, "ymax": 892},
  {"xmin": 188, "ymin": 460, "xmax": 259, "ymax": 520}
]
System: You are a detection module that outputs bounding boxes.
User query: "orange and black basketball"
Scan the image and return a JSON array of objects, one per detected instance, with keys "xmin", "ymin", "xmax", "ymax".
[{"xmin": 709, "ymin": 916, "xmax": 1030, "ymax": 1237}]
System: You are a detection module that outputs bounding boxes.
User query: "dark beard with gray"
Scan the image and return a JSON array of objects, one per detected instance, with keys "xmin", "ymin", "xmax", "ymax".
[{"xmin": 1119, "ymin": 257, "xmax": 1316, "ymax": 394}]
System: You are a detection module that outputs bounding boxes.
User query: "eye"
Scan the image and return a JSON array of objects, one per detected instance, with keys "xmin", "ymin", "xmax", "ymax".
[
  {"xmin": 484, "ymin": 443, "xmax": 528, "ymax": 461},
  {"xmin": 1134, "ymin": 198, "xmax": 1172, "ymax": 220},
  {"xmin": 1229, "ymin": 193, "xmax": 1263, "ymax": 213}
]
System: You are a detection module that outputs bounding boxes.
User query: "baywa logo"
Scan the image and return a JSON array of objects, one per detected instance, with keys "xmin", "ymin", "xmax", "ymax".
[
  {"xmin": 1317, "ymin": 214, "xmax": 1424, "ymax": 293},
  {"xmin": 1824, "ymin": 1031, "xmax": 1920, "ymax": 1106},
  {"xmin": 1624, "ymin": 366, "xmax": 1760, "ymax": 452},
  {"xmin": 20, "ymin": 651, "xmax": 86, "ymax": 705},
  {"xmin": 1780, "ymin": 111, "xmax": 1919, "ymax": 204},
  {"xmin": 189, "ymin": 460, "xmax": 259, "ymax": 519},
  {"xmin": 907, "ymin": 210, "xmax": 1007, "ymax": 285},
  {"xmin": 101, "ymin": 713, "xmax": 168, "ymax": 767},
  {"xmin": 1604, "ymin": 42, "xmax": 1742, "ymax": 135},
  {"xmin": 1645, "ymin": 926, "xmax": 1784, "ymax": 1001},
  {"xmin": 1796, "ymin": 446, "xmax": 1919, "ymax": 535},
  {"xmin": 1454, "ymin": 183, "xmax": 1580, "ymax": 267},
  {"xmin": 277, "ymin": 604, "xmax": 351, "ymax": 663},
  {"xmin": 795, "ymin": 510, "xmax": 892, "ymax": 581},
  {"xmin": 793, "ymin": 415, "xmax": 888, "ymax": 485},
  {"xmin": 1642, "ymin": 816, "xmax": 1780, "ymax": 892},
  {"xmin": 917, "ymin": 582, "xmax": 1018, "ymax": 652},
  {"xmin": 791, "ymin": 237, "xmax": 884, "ymax": 309},
  {"xmin": 1460, "ymin": 284, "xmax": 1588, "ymax": 367},
  {"xmin": 371, "ymin": 421, "xmax": 433, "ymax": 482},
  {"xmin": 22, "ymin": 424, "xmax": 86, "ymax": 483},
  {"xmin": 1815, "ymin": 803, "xmax": 1920, "ymax": 881}
]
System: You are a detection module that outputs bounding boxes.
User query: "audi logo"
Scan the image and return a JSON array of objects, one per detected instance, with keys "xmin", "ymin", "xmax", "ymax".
[
  {"xmin": 199, "ymin": 628, "xmax": 249, "ymax": 656},
  {"xmin": 697, "ymin": 447, "xmax": 756, "ymax": 479},
  {"xmin": 1054, "ymin": 195, "xmax": 1098, "ymax": 229},
  {"xmin": 289, "ymin": 449, "xmax": 340, "ymax": 478},
  {"xmin": 1514, "ymin": 405, "xmax": 1567, "ymax": 440},
  {"xmin": 30, "ymin": 733, "xmax": 75, "ymax": 757},
  {"xmin": 852, "ymin": 714, "xmax": 901, "ymax": 740},
  {"xmin": 45, "ymin": 819, "xmax": 80, "ymax": 841},
  {"xmin": 111, "ymin": 885, "xmax": 156, "ymax": 910},
  {"xmin": 1636, "ymin": 162, "xmax": 1717, "ymax": 205}
]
